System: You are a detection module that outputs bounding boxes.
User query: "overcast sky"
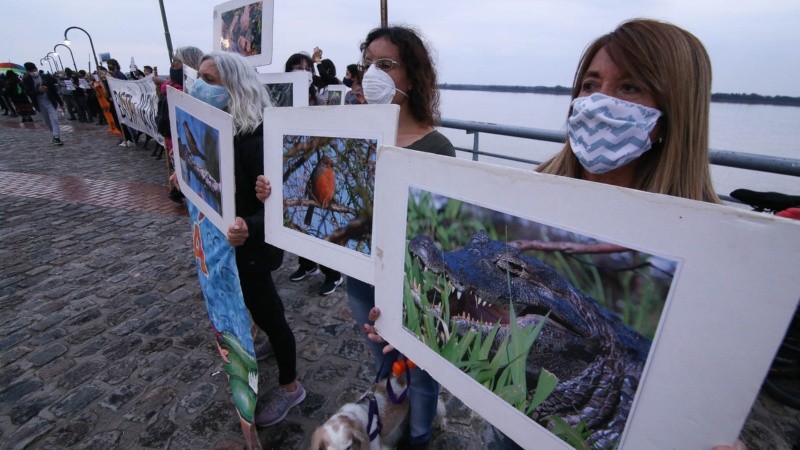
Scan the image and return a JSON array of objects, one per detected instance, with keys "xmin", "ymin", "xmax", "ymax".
[{"xmin": 5, "ymin": 0, "xmax": 799, "ymax": 96}]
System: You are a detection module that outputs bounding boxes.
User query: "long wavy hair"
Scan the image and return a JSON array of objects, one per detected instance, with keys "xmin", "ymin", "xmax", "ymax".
[
  {"xmin": 201, "ymin": 52, "xmax": 271, "ymax": 136},
  {"xmin": 537, "ymin": 19, "xmax": 719, "ymax": 203},
  {"xmin": 360, "ymin": 26, "xmax": 441, "ymax": 127}
]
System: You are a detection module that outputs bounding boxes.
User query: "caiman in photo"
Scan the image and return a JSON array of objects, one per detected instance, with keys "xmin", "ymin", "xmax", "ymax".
[{"xmin": 408, "ymin": 230, "xmax": 654, "ymax": 448}]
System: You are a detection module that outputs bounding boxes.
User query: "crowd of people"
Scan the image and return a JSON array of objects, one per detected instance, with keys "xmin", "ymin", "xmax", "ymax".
[{"xmin": 4, "ymin": 18, "xmax": 748, "ymax": 450}]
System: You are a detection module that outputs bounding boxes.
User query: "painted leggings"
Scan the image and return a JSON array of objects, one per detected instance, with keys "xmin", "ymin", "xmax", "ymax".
[
  {"xmin": 238, "ymin": 268, "xmax": 297, "ymax": 385},
  {"xmin": 347, "ymin": 277, "xmax": 440, "ymax": 445}
]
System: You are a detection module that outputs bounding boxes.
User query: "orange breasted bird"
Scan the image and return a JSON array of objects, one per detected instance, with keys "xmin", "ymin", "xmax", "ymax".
[{"xmin": 304, "ymin": 155, "xmax": 335, "ymax": 226}]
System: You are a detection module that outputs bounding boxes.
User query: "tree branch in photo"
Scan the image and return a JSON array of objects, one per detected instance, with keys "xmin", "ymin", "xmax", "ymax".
[{"xmin": 508, "ymin": 239, "xmax": 631, "ymax": 255}]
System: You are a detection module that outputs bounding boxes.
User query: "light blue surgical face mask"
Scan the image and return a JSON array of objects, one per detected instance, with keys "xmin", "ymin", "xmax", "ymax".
[{"xmin": 191, "ymin": 78, "xmax": 230, "ymax": 110}]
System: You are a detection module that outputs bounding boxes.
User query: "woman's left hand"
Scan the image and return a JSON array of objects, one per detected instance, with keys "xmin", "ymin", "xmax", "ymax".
[
  {"xmin": 226, "ymin": 217, "xmax": 249, "ymax": 246},
  {"xmin": 255, "ymin": 175, "xmax": 271, "ymax": 203}
]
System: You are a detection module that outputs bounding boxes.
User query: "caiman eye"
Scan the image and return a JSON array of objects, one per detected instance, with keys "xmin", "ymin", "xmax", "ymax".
[{"xmin": 495, "ymin": 256, "xmax": 528, "ymax": 277}]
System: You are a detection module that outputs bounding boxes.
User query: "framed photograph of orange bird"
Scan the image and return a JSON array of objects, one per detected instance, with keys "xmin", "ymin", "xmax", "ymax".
[
  {"xmin": 213, "ymin": 0, "xmax": 274, "ymax": 67},
  {"xmin": 263, "ymin": 104, "xmax": 399, "ymax": 284},
  {"xmin": 167, "ymin": 86, "xmax": 236, "ymax": 235},
  {"xmin": 371, "ymin": 146, "xmax": 800, "ymax": 450}
]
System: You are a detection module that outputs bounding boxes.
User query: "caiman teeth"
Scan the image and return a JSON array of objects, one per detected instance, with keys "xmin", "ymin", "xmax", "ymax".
[{"xmin": 456, "ymin": 290, "xmax": 462, "ymax": 300}]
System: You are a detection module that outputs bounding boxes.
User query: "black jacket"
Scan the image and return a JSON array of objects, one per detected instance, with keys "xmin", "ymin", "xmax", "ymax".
[
  {"xmin": 233, "ymin": 123, "xmax": 283, "ymax": 272},
  {"xmin": 22, "ymin": 72, "xmax": 62, "ymax": 108}
]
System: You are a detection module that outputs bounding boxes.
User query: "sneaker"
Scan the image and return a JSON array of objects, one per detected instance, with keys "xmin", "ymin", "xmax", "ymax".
[
  {"xmin": 255, "ymin": 382, "xmax": 306, "ymax": 427},
  {"xmin": 319, "ymin": 275, "xmax": 344, "ymax": 296},
  {"xmin": 289, "ymin": 265, "xmax": 320, "ymax": 282},
  {"xmin": 125, "ymin": 140, "xmax": 135, "ymax": 148},
  {"xmin": 254, "ymin": 336, "xmax": 273, "ymax": 362},
  {"xmin": 117, "ymin": 140, "xmax": 127, "ymax": 147},
  {"xmin": 53, "ymin": 137, "xmax": 63, "ymax": 146}
]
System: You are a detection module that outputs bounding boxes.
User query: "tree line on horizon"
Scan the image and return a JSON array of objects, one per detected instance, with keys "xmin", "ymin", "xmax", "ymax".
[{"xmin": 438, "ymin": 83, "xmax": 800, "ymax": 107}]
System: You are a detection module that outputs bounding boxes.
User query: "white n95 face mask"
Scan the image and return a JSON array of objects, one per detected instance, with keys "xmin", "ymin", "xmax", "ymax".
[
  {"xmin": 361, "ymin": 64, "xmax": 407, "ymax": 105},
  {"xmin": 568, "ymin": 93, "xmax": 662, "ymax": 174}
]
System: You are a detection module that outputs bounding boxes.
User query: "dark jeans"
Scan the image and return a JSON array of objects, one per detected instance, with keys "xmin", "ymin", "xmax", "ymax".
[{"xmin": 238, "ymin": 268, "xmax": 297, "ymax": 385}]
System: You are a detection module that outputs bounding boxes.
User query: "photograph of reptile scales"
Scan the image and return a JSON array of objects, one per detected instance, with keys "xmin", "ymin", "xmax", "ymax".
[
  {"xmin": 402, "ymin": 188, "xmax": 670, "ymax": 449},
  {"xmin": 372, "ymin": 146, "xmax": 800, "ymax": 450}
]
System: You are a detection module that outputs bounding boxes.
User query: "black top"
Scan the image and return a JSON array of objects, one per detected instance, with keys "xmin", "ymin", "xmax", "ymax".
[
  {"xmin": 405, "ymin": 130, "xmax": 456, "ymax": 157},
  {"xmin": 232, "ymin": 123, "xmax": 273, "ymax": 272}
]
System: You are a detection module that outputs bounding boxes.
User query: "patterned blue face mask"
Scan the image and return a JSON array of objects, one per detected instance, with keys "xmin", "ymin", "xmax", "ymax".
[
  {"xmin": 568, "ymin": 93, "xmax": 661, "ymax": 174},
  {"xmin": 191, "ymin": 78, "xmax": 230, "ymax": 110}
]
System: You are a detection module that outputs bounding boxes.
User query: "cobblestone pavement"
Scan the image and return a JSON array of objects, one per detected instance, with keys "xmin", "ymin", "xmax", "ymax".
[{"xmin": 0, "ymin": 113, "xmax": 797, "ymax": 450}]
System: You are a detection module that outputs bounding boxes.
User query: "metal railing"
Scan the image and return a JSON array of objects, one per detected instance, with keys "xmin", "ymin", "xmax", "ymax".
[{"xmin": 439, "ymin": 118, "xmax": 800, "ymax": 178}]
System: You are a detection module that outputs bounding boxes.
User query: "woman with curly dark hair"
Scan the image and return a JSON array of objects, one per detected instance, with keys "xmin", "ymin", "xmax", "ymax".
[
  {"xmin": 355, "ymin": 25, "xmax": 454, "ymax": 449},
  {"xmin": 359, "ymin": 26, "xmax": 452, "ymax": 154}
]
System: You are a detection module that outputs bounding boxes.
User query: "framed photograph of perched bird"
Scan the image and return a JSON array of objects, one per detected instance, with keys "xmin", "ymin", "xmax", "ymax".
[
  {"xmin": 167, "ymin": 86, "xmax": 235, "ymax": 234},
  {"xmin": 263, "ymin": 105, "xmax": 399, "ymax": 284},
  {"xmin": 372, "ymin": 146, "xmax": 800, "ymax": 450}
]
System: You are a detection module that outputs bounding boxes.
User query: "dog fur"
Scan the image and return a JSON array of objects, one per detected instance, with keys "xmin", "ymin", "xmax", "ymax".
[{"xmin": 311, "ymin": 374, "xmax": 446, "ymax": 450}]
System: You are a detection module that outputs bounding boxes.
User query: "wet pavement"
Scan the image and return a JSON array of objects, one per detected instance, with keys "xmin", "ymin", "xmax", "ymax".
[{"xmin": 0, "ymin": 113, "xmax": 797, "ymax": 449}]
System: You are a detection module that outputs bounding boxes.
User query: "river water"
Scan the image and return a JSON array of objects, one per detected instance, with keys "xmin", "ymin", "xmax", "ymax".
[{"xmin": 437, "ymin": 90, "xmax": 800, "ymax": 198}]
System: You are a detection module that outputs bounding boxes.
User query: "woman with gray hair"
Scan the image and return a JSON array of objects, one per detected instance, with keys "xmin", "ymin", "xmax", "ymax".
[{"xmin": 191, "ymin": 51, "xmax": 305, "ymax": 431}]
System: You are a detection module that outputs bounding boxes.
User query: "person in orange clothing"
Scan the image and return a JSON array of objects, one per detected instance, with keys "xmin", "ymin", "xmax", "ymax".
[{"xmin": 92, "ymin": 68, "xmax": 122, "ymax": 136}]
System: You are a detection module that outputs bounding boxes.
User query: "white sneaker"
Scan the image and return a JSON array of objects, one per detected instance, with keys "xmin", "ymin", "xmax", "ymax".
[{"xmin": 125, "ymin": 141, "xmax": 135, "ymax": 147}]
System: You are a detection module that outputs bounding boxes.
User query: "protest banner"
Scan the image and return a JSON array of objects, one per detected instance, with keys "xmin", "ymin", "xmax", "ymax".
[{"xmin": 106, "ymin": 75, "xmax": 164, "ymax": 145}]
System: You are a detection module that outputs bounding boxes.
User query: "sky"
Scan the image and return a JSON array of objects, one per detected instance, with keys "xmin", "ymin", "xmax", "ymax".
[{"xmin": 4, "ymin": 0, "xmax": 799, "ymax": 97}]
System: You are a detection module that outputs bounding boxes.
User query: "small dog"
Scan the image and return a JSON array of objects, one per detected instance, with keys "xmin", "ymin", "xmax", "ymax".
[{"xmin": 311, "ymin": 373, "xmax": 446, "ymax": 450}]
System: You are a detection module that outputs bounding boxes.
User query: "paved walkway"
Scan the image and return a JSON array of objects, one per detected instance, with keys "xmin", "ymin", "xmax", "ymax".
[{"xmin": 0, "ymin": 113, "xmax": 797, "ymax": 449}]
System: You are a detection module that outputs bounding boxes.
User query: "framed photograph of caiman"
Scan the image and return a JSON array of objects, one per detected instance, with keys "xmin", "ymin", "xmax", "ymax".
[
  {"xmin": 168, "ymin": 86, "xmax": 236, "ymax": 235},
  {"xmin": 213, "ymin": 0, "xmax": 274, "ymax": 67},
  {"xmin": 371, "ymin": 146, "xmax": 800, "ymax": 449},
  {"xmin": 263, "ymin": 105, "xmax": 399, "ymax": 284}
]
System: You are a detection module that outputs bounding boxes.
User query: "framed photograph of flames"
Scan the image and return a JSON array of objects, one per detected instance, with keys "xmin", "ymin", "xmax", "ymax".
[
  {"xmin": 167, "ymin": 86, "xmax": 235, "ymax": 235},
  {"xmin": 213, "ymin": 0, "xmax": 274, "ymax": 66},
  {"xmin": 263, "ymin": 105, "xmax": 399, "ymax": 284},
  {"xmin": 372, "ymin": 146, "xmax": 800, "ymax": 449},
  {"xmin": 259, "ymin": 71, "xmax": 310, "ymax": 107}
]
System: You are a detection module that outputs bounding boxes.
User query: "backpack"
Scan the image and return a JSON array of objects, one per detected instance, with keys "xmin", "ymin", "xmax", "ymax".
[{"xmin": 156, "ymin": 95, "xmax": 171, "ymax": 137}]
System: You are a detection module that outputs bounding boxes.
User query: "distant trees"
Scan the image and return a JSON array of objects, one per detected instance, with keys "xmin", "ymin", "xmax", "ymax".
[{"xmin": 439, "ymin": 84, "xmax": 800, "ymax": 107}]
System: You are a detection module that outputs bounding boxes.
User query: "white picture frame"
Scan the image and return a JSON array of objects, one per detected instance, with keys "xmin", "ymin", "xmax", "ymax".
[
  {"xmin": 168, "ymin": 86, "xmax": 236, "ymax": 235},
  {"xmin": 372, "ymin": 146, "xmax": 800, "ymax": 449},
  {"xmin": 183, "ymin": 65, "xmax": 198, "ymax": 95},
  {"xmin": 259, "ymin": 71, "xmax": 310, "ymax": 107},
  {"xmin": 263, "ymin": 105, "xmax": 400, "ymax": 284},
  {"xmin": 323, "ymin": 85, "xmax": 347, "ymax": 106},
  {"xmin": 213, "ymin": 0, "xmax": 274, "ymax": 67}
]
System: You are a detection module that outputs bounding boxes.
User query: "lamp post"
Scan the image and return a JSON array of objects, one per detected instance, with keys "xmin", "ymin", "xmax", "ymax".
[
  {"xmin": 54, "ymin": 44, "xmax": 78, "ymax": 72},
  {"xmin": 41, "ymin": 58, "xmax": 54, "ymax": 73},
  {"xmin": 47, "ymin": 52, "xmax": 64, "ymax": 72},
  {"xmin": 158, "ymin": 0, "xmax": 174, "ymax": 61},
  {"xmin": 64, "ymin": 26, "xmax": 99, "ymax": 71},
  {"xmin": 44, "ymin": 54, "xmax": 60, "ymax": 73}
]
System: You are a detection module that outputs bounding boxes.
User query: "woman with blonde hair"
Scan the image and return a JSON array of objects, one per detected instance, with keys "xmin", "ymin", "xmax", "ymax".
[
  {"xmin": 537, "ymin": 18, "xmax": 719, "ymax": 203},
  {"xmin": 191, "ymin": 51, "xmax": 304, "ymax": 433}
]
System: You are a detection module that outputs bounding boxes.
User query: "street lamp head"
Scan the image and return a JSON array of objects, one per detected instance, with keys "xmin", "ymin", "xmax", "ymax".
[{"xmin": 64, "ymin": 39, "xmax": 71, "ymax": 46}]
